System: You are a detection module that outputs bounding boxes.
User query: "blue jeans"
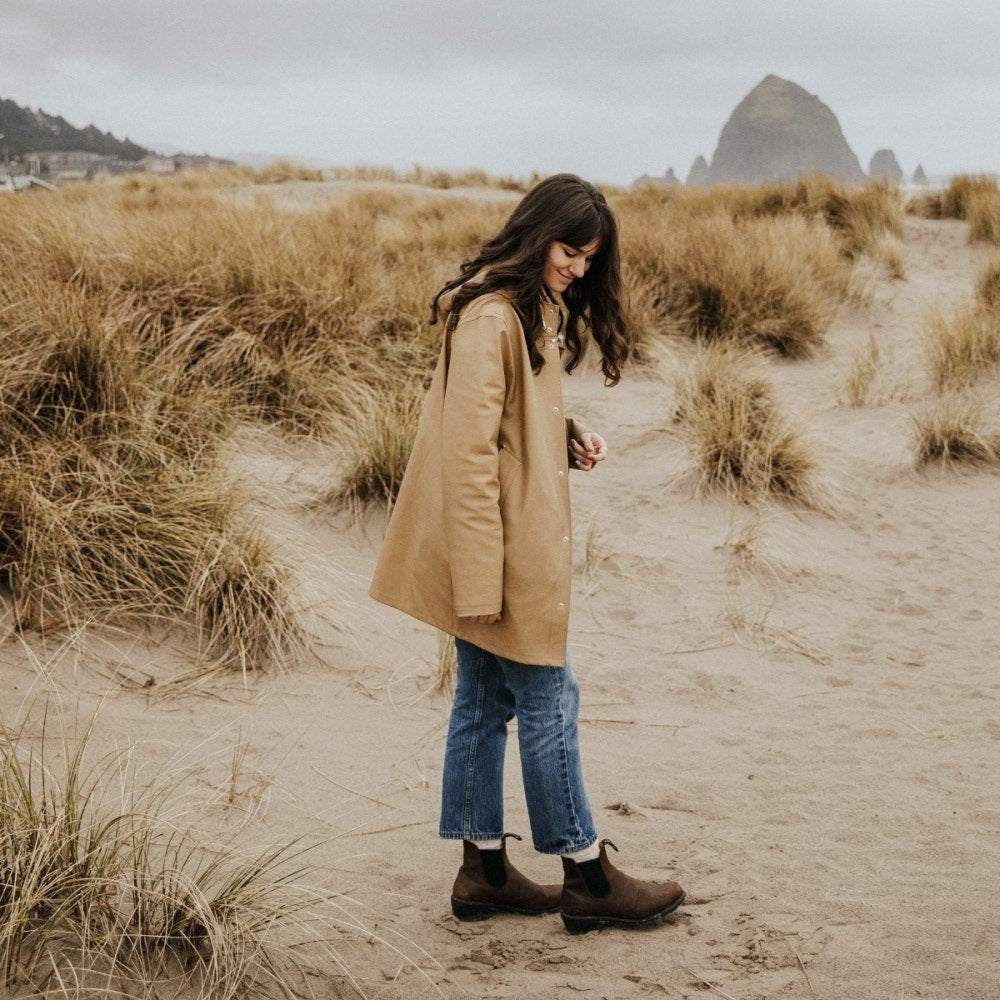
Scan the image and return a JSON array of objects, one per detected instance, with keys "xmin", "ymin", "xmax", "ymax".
[{"xmin": 439, "ymin": 638, "xmax": 597, "ymax": 855}]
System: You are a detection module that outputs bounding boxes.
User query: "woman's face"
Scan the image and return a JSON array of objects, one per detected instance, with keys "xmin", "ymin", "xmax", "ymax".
[{"xmin": 543, "ymin": 238, "xmax": 600, "ymax": 294}]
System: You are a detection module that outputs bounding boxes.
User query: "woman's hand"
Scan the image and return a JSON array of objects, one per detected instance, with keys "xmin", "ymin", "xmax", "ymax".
[
  {"xmin": 569, "ymin": 431, "xmax": 608, "ymax": 471},
  {"xmin": 461, "ymin": 613, "xmax": 502, "ymax": 624}
]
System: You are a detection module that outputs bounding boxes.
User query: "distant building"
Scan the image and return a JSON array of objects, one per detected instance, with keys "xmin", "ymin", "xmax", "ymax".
[
  {"xmin": 139, "ymin": 153, "xmax": 235, "ymax": 175},
  {"xmin": 25, "ymin": 150, "xmax": 141, "ymax": 182},
  {"xmin": 139, "ymin": 154, "xmax": 177, "ymax": 175},
  {"xmin": 28, "ymin": 150, "xmax": 109, "ymax": 180}
]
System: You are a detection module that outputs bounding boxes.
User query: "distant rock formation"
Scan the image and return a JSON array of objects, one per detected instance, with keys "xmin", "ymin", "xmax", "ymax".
[
  {"xmin": 685, "ymin": 155, "xmax": 710, "ymax": 187},
  {"xmin": 707, "ymin": 75, "xmax": 865, "ymax": 185},
  {"xmin": 632, "ymin": 167, "xmax": 679, "ymax": 189},
  {"xmin": 912, "ymin": 164, "xmax": 928, "ymax": 185},
  {"xmin": 869, "ymin": 149, "xmax": 903, "ymax": 182}
]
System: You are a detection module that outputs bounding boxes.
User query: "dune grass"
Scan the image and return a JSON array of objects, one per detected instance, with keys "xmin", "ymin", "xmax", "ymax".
[
  {"xmin": 620, "ymin": 177, "xmax": 906, "ymax": 353},
  {"xmin": 966, "ymin": 187, "xmax": 1000, "ymax": 245},
  {"xmin": 0, "ymin": 710, "xmax": 332, "ymax": 999},
  {"xmin": 913, "ymin": 174, "xmax": 1000, "ymax": 244},
  {"xmin": 976, "ymin": 258, "xmax": 1000, "ymax": 313},
  {"xmin": 842, "ymin": 333, "xmax": 887, "ymax": 407},
  {"xmin": 328, "ymin": 162, "xmax": 538, "ymax": 192},
  {"xmin": 911, "ymin": 397, "xmax": 999, "ymax": 466},
  {"xmin": 325, "ymin": 379, "xmax": 427, "ymax": 513},
  {"xmin": 920, "ymin": 303, "xmax": 1000, "ymax": 393},
  {"xmin": 939, "ymin": 174, "xmax": 999, "ymax": 222},
  {"xmin": 672, "ymin": 345, "xmax": 820, "ymax": 505},
  {"xmin": 0, "ymin": 197, "xmax": 307, "ymax": 667},
  {"xmin": 906, "ymin": 191, "xmax": 942, "ymax": 219},
  {"xmin": 626, "ymin": 212, "xmax": 847, "ymax": 356}
]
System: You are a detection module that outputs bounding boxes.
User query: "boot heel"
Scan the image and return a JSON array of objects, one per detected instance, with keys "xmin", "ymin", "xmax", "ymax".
[
  {"xmin": 451, "ymin": 897, "xmax": 497, "ymax": 921},
  {"xmin": 561, "ymin": 912, "xmax": 603, "ymax": 934}
]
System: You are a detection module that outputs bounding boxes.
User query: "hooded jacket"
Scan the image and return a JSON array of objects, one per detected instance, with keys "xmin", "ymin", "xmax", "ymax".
[{"xmin": 368, "ymin": 289, "xmax": 589, "ymax": 667}]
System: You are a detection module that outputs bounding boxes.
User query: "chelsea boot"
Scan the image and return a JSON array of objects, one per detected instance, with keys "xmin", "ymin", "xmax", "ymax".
[
  {"xmin": 560, "ymin": 839, "xmax": 685, "ymax": 933},
  {"xmin": 451, "ymin": 833, "xmax": 562, "ymax": 920}
]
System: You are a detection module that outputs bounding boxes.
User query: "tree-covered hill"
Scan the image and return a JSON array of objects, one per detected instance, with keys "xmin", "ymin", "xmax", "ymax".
[{"xmin": 0, "ymin": 97, "xmax": 150, "ymax": 160}]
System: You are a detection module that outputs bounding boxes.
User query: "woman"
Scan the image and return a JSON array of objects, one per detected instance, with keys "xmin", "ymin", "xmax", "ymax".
[{"xmin": 370, "ymin": 174, "xmax": 685, "ymax": 933}]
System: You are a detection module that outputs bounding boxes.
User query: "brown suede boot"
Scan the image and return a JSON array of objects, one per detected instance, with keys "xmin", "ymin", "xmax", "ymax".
[
  {"xmin": 451, "ymin": 834, "xmax": 562, "ymax": 920},
  {"xmin": 560, "ymin": 839, "xmax": 685, "ymax": 933}
]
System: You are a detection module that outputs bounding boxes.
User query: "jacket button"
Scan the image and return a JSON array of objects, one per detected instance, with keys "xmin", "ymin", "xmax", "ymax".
[
  {"xmin": 558, "ymin": 602, "xmax": 565, "ymax": 608},
  {"xmin": 562, "ymin": 536, "xmax": 569, "ymax": 543},
  {"xmin": 552, "ymin": 406, "xmax": 559, "ymax": 413},
  {"xmin": 558, "ymin": 470, "xmax": 564, "ymax": 477}
]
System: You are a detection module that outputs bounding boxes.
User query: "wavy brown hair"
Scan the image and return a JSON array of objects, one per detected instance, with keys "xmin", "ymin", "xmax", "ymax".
[{"xmin": 430, "ymin": 174, "xmax": 631, "ymax": 385}]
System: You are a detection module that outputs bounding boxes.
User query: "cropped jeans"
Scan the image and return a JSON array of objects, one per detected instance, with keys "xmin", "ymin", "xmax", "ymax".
[{"xmin": 439, "ymin": 638, "xmax": 597, "ymax": 855}]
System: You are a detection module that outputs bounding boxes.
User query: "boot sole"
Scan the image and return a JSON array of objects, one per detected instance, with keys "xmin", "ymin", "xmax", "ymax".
[
  {"xmin": 451, "ymin": 897, "xmax": 560, "ymax": 921},
  {"xmin": 560, "ymin": 892, "xmax": 686, "ymax": 934}
]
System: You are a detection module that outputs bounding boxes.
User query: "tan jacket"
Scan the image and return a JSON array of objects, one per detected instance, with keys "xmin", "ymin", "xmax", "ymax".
[{"xmin": 369, "ymin": 291, "xmax": 588, "ymax": 667}]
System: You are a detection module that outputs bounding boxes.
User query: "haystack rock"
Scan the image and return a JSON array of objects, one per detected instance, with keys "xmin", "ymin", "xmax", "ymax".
[
  {"xmin": 632, "ymin": 167, "xmax": 679, "ymax": 188},
  {"xmin": 912, "ymin": 164, "xmax": 928, "ymax": 185},
  {"xmin": 686, "ymin": 155, "xmax": 710, "ymax": 187},
  {"xmin": 707, "ymin": 75, "xmax": 866, "ymax": 185},
  {"xmin": 869, "ymin": 148, "xmax": 903, "ymax": 182}
]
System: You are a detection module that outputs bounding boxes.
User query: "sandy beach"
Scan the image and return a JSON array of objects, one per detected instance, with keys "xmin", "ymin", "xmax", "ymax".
[{"xmin": 3, "ymin": 192, "xmax": 998, "ymax": 1000}]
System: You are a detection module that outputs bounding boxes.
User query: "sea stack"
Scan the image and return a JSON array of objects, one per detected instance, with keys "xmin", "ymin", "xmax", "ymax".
[
  {"xmin": 869, "ymin": 149, "xmax": 904, "ymax": 182},
  {"xmin": 685, "ymin": 155, "xmax": 710, "ymax": 187},
  {"xmin": 707, "ymin": 75, "xmax": 866, "ymax": 185}
]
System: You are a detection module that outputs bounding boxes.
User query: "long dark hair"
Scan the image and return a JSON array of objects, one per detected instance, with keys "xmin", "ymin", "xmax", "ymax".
[{"xmin": 430, "ymin": 173, "xmax": 631, "ymax": 385}]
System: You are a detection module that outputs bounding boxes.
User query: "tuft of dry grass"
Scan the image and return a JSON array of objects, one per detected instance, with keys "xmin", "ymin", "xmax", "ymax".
[
  {"xmin": 625, "ymin": 212, "xmax": 847, "ymax": 356},
  {"xmin": 920, "ymin": 303, "xmax": 1000, "ymax": 393},
  {"xmin": 813, "ymin": 180, "xmax": 905, "ymax": 261},
  {"xmin": 911, "ymin": 397, "xmax": 1000, "ymax": 466},
  {"xmin": 976, "ymin": 258, "xmax": 1000, "ymax": 314},
  {"xmin": 842, "ymin": 333, "xmax": 886, "ymax": 407},
  {"xmin": 0, "ymin": 709, "xmax": 332, "ymax": 999},
  {"xmin": 940, "ymin": 174, "xmax": 999, "ymax": 221},
  {"xmin": 966, "ymin": 187, "xmax": 1000, "ymax": 245},
  {"xmin": 868, "ymin": 233, "xmax": 907, "ymax": 279},
  {"xmin": 672, "ymin": 345, "xmax": 821, "ymax": 506},
  {"xmin": 906, "ymin": 191, "xmax": 943, "ymax": 219},
  {"xmin": 325, "ymin": 380, "xmax": 426, "ymax": 513}
]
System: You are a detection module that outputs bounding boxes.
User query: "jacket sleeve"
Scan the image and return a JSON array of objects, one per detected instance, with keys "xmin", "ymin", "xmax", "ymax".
[{"xmin": 441, "ymin": 305, "xmax": 513, "ymax": 617}]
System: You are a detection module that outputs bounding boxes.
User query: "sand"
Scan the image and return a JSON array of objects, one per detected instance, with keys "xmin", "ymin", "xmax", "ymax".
[{"xmin": 2, "ymin": 197, "xmax": 998, "ymax": 1000}]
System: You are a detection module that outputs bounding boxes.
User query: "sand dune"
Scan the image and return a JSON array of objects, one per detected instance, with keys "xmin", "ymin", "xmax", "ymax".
[{"xmin": 2, "ymin": 203, "xmax": 998, "ymax": 999}]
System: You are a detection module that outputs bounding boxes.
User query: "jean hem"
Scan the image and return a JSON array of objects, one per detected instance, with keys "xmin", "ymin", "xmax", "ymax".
[
  {"xmin": 439, "ymin": 831, "xmax": 505, "ymax": 841},
  {"xmin": 532, "ymin": 836, "xmax": 598, "ymax": 856}
]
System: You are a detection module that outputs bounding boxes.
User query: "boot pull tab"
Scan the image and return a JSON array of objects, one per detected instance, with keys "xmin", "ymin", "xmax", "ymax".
[
  {"xmin": 600, "ymin": 838, "xmax": 619, "ymax": 853},
  {"xmin": 501, "ymin": 832, "xmax": 523, "ymax": 843}
]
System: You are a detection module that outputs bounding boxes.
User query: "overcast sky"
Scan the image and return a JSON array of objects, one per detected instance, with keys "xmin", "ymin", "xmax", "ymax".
[{"xmin": 2, "ymin": 0, "xmax": 997, "ymax": 184}]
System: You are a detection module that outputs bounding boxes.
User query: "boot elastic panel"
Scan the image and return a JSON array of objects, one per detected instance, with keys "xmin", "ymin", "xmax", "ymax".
[
  {"xmin": 576, "ymin": 857, "xmax": 611, "ymax": 898},
  {"xmin": 479, "ymin": 849, "xmax": 508, "ymax": 889}
]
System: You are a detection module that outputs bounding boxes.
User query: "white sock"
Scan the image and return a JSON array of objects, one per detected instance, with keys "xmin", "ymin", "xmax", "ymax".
[
  {"xmin": 562, "ymin": 840, "xmax": 600, "ymax": 863},
  {"xmin": 471, "ymin": 838, "xmax": 503, "ymax": 851}
]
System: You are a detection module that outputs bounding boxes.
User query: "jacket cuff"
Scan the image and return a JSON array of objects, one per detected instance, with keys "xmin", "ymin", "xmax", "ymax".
[{"xmin": 454, "ymin": 601, "xmax": 503, "ymax": 618}]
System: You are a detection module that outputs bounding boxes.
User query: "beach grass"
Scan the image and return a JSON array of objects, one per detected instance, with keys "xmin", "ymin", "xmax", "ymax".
[
  {"xmin": 939, "ymin": 174, "xmax": 999, "ymax": 222},
  {"xmin": 911, "ymin": 397, "xmax": 999, "ymax": 466},
  {"xmin": 966, "ymin": 187, "xmax": 1000, "ymax": 245},
  {"xmin": 672, "ymin": 345, "xmax": 820, "ymax": 505},
  {"xmin": 0, "ymin": 708, "xmax": 334, "ymax": 999},
  {"xmin": 921, "ymin": 302, "xmax": 1000, "ymax": 393}
]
